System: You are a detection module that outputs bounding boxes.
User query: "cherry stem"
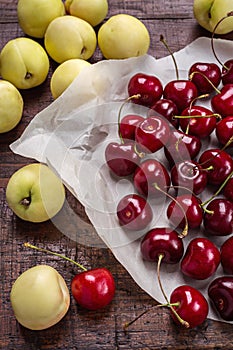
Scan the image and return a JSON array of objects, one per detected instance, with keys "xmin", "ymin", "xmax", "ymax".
[
  {"xmin": 189, "ymin": 71, "xmax": 221, "ymax": 94},
  {"xmin": 211, "ymin": 11, "xmax": 233, "ymax": 70},
  {"xmin": 153, "ymin": 183, "xmax": 188, "ymax": 237},
  {"xmin": 157, "ymin": 254, "xmax": 190, "ymax": 328},
  {"xmin": 173, "ymin": 114, "xmax": 221, "ymax": 120},
  {"xmin": 160, "ymin": 34, "xmax": 179, "ymax": 80},
  {"xmin": 201, "ymin": 169, "xmax": 233, "ymax": 209},
  {"xmin": 117, "ymin": 94, "xmax": 141, "ymax": 143},
  {"xmin": 24, "ymin": 242, "xmax": 87, "ymax": 271}
]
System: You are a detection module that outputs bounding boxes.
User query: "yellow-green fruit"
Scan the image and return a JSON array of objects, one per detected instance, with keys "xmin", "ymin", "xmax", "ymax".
[
  {"xmin": 0, "ymin": 80, "xmax": 23, "ymax": 133},
  {"xmin": 193, "ymin": 0, "xmax": 233, "ymax": 34},
  {"xmin": 6, "ymin": 163, "xmax": 66, "ymax": 223},
  {"xmin": 10, "ymin": 265, "xmax": 70, "ymax": 330},
  {"xmin": 44, "ymin": 16, "xmax": 97, "ymax": 63},
  {"xmin": 98, "ymin": 14, "xmax": 150, "ymax": 59},
  {"xmin": 65, "ymin": 0, "xmax": 108, "ymax": 27},
  {"xmin": 50, "ymin": 58, "xmax": 91, "ymax": 99},
  {"xmin": 0, "ymin": 37, "xmax": 50, "ymax": 89},
  {"xmin": 17, "ymin": 0, "xmax": 65, "ymax": 38}
]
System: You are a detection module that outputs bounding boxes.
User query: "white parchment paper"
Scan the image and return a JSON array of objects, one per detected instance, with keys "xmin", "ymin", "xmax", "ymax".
[{"xmin": 11, "ymin": 37, "xmax": 233, "ymax": 324}]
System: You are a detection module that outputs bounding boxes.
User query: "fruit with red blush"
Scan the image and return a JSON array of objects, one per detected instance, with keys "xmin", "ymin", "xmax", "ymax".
[
  {"xmin": 164, "ymin": 129, "xmax": 202, "ymax": 167},
  {"xmin": 119, "ymin": 114, "xmax": 144, "ymax": 141},
  {"xmin": 24, "ymin": 243, "xmax": 115, "ymax": 311},
  {"xmin": 189, "ymin": 62, "xmax": 221, "ymax": 94},
  {"xmin": 140, "ymin": 227, "xmax": 184, "ymax": 263},
  {"xmin": 171, "ymin": 160, "xmax": 208, "ymax": 195},
  {"xmin": 71, "ymin": 268, "xmax": 115, "ymax": 310},
  {"xmin": 117, "ymin": 193, "xmax": 153, "ymax": 231},
  {"xmin": 148, "ymin": 98, "xmax": 179, "ymax": 128},
  {"xmin": 208, "ymin": 276, "xmax": 233, "ymax": 321},
  {"xmin": 127, "ymin": 72, "xmax": 163, "ymax": 107},
  {"xmin": 105, "ymin": 141, "xmax": 140, "ymax": 177},
  {"xmin": 177, "ymin": 105, "xmax": 220, "ymax": 139},
  {"xmin": 167, "ymin": 194, "xmax": 203, "ymax": 230},
  {"xmin": 203, "ymin": 198, "xmax": 233, "ymax": 236},
  {"xmin": 181, "ymin": 237, "xmax": 220, "ymax": 280},
  {"xmin": 211, "ymin": 84, "xmax": 233, "ymax": 118},
  {"xmin": 198, "ymin": 148, "xmax": 233, "ymax": 186},
  {"xmin": 216, "ymin": 115, "xmax": 233, "ymax": 147},
  {"xmin": 220, "ymin": 236, "xmax": 233, "ymax": 274},
  {"xmin": 135, "ymin": 115, "xmax": 170, "ymax": 153},
  {"xmin": 170, "ymin": 285, "xmax": 209, "ymax": 329},
  {"xmin": 133, "ymin": 158, "xmax": 170, "ymax": 199}
]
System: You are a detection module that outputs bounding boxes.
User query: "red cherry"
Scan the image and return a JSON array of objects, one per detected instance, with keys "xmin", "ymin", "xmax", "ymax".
[
  {"xmin": 105, "ymin": 141, "xmax": 140, "ymax": 177},
  {"xmin": 208, "ymin": 276, "xmax": 233, "ymax": 321},
  {"xmin": 211, "ymin": 84, "xmax": 233, "ymax": 118},
  {"xmin": 117, "ymin": 193, "xmax": 153, "ymax": 231},
  {"xmin": 170, "ymin": 285, "xmax": 209, "ymax": 329},
  {"xmin": 189, "ymin": 62, "xmax": 221, "ymax": 94},
  {"xmin": 203, "ymin": 198, "xmax": 233, "ymax": 236},
  {"xmin": 222, "ymin": 59, "xmax": 233, "ymax": 85},
  {"xmin": 135, "ymin": 115, "xmax": 170, "ymax": 153},
  {"xmin": 223, "ymin": 177, "xmax": 233, "ymax": 202},
  {"xmin": 148, "ymin": 98, "xmax": 179, "ymax": 128},
  {"xmin": 133, "ymin": 159, "xmax": 170, "ymax": 199},
  {"xmin": 171, "ymin": 160, "xmax": 208, "ymax": 195},
  {"xmin": 128, "ymin": 73, "xmax": 163, "ymax": 107},
  {"xmin": 167, "ymin": 194, "xmax": 203, "ymax": 230},
  {"xmin": 198, "ymin": 148, "xmax": 233, "ymax": 186},
  {"xmin": 163, "ymin": 80, "xmax": 198, "ymax": 113},
  {"xmin": 140, "ymin": 227, "xmax": 184, "ymax": 263},
  {"xmin": 71, "ymin": 268, "xmax": 115, "ymax": 310},
  {"xmin": 221, "ymin": 236, "xmax": 233, "ymax": 274},
  {"xmin": 119, "ymin": 114, "xmax": 144, "ymax": 141},
  {"xmin": 181, "ymin": 237, "xmax": 220, "ymax": 280},
  {"xmin": 179, "ymin": 105, "xmax": 218, "ymax": 139},
  {"xmin": 164, "ymin": 129, "xmax": 202, "ymax": 167},
  {"xmin": 215, "ymin": 115, "xmax": 233, "ymax": 147}
]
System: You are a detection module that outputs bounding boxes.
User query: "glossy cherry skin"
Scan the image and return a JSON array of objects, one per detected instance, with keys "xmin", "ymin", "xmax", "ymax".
[
  {"xmin": 221, "ymin": 236, "xmax": 233, "ymax": 274},
  {"xmin": 163, "ymin": 80, "xmax": 198, "ymax": 113},
  {"xmin": 208, "ymin": 276, "xmax": 233, "ymax": 321},
  {"xmin": 222, "ymin": 59, "xmax": 233, "ymax": 85},
  {"xmin": 179, "ymin": 105, "xmax": 217, "ymax": 139},
  {"xmin": 215, "ymin": 115, "xmax": 233, "ymax": 147},
  {"xmin": 148, "ymin": 98, "xmax": 179, "ymax": 128},
  {"xmin": 223, "ymin": 177, "xmax": 233, "ymax": 202},
  {"xmin": 117, "ymin": 193, "xmax": 153, "ymax": 231},
  {"xmin": 128, "ymin": 73, "xmax": 163, "ymax": 107},
  {"xmin": 119, "ymin": 114, "xmax": 144, "ymax": 141},
  {"xmin": 171, "ymin": 160, "xmax": 208, "ymax": 195},
  {"xmin": 181, "ymin": 238, "xmax": 221, "ymax": 280},
  {"xmin": 140, "ymin": 227, "xmax": 184, "ymax": 263},
  {"xmin": 133, "ymin": 159, "xmax": 170, "ymax": 199},
  {"xmin": 105, "ymin": 141, "xmax": 140, "ymax": 177},
  {"xmin": 164, "ymin": 129, "xmax": 202, "ymax": 167},
  {"xmin": 203, "ymin": 198, "xmax": 233, "ymax": 236},
  {"xmin": 211, "ymin": 84, "xmax": 233, "ymax": 118},
  {"xmin": 167, "ymin": 194, "xmax": 203, "ymax": 230},
  {"xmin": 199, "ymin": 148, "xmax": 233, "ymax": 186},
  {"xmin": 170, "ymin": 285, "xmax": 209, "ymax": 329},
  {"xmin": 135, "ymin": 115, "xmax": 170, "ymax": 153},
  {"xmin": 71, "ymin": 268, "xmax": 115, "ymax": 310},
  {"xmin": 189, "ymin": 62, "xmax": 221, "ymax": 94}
]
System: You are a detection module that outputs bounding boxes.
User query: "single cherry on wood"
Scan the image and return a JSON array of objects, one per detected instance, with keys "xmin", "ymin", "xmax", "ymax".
[{"xmin": 208, "ymin": 276, "xmax": 233, "ymax": 321}]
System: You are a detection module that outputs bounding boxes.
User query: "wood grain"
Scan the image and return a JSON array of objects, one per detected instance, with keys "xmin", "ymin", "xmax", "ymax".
[{"xmin": 1, "ymin": 1, "xmax": 233, "ymax": 349}]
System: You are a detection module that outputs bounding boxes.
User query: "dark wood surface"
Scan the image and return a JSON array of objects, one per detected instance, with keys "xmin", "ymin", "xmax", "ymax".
[{"xmin": 1, "ymin": 1, "xmax": 233, "ymax": 349}]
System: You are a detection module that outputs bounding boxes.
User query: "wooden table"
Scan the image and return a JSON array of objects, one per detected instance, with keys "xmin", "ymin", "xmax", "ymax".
[{"xmin": 1, "ymin": 1, "xmax": 233, "ymax": 349}]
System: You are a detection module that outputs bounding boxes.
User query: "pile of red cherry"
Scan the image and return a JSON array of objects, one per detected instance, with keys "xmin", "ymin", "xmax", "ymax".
[{"xmin": 104, "ymin": 57, "xmax": 233, "ymax": 329}]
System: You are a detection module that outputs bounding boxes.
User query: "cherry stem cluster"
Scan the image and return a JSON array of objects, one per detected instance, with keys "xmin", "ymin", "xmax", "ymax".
[{"xmin": 24, "ymin": 242, "xmax": 87, "ymax": 271}]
